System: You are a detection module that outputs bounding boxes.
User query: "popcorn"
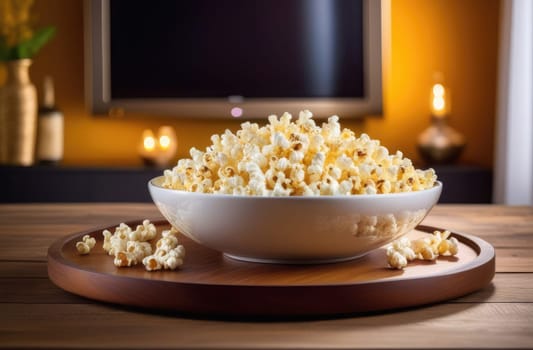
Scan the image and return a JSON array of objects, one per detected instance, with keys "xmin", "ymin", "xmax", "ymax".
[
  {"xmin": 142, "ymin": 227, "xmax": 186, "ymax": 271},
  {"xmin": 129, "ymin": 219, "xmax": 157, "ymax": 242},
  {"xmin": 113, "ymin": 240, "xmax": 153, "ymax": 267},
  {"xmin": 387, "ymin": 230, "xmax": 459, "ymax": 269},
  {"xmin": 386, "ymin": 237, "xmax": 416, "ymax": 269},
  {"xmin": 102, "ymin": 221, "xmax": 155, "ymax": 268},
  {"xmin": 388, "ymin": 251, "xmax": 408, "ymax": 269},
  {"xmin": 99, "ymin": 222, "xmax": 187, "ymax": 271},
  {"xmin": 162, "ymin": 110, "xmax": 437, "ymax": 196},
  {"xmin": 76, "ymin": 235, "xmax": 96, "ymax": 255},
  {"xmin": 102, "ymin": 223, "xmax": 131, "ymax": 256}
]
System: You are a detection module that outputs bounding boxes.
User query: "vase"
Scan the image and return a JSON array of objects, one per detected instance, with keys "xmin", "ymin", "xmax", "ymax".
[{"xmin": 0, "ymin": 59, "xmax": 38, "ymax": 166}]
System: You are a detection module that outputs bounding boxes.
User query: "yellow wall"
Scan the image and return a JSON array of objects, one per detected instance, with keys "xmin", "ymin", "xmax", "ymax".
[{"xmin": 4, "ymin": 0, "xmax": 500, "ymax": 168}]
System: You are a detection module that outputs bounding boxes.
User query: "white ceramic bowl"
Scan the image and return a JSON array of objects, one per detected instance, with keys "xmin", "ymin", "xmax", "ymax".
[{"xmin": 148, "ymin": 176, "xmax": 442, "ymax": 264}]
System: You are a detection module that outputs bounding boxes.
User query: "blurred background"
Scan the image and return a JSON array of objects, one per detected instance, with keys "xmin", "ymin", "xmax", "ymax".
[{"xmin": 1, "ymin": 0, "xmax": 531, "ymax": 205}]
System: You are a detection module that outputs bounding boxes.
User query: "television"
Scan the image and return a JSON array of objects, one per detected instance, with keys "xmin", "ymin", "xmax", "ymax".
[{"xmin": 84, "ymin": 0, "xmax": 383, "ymax": 119}]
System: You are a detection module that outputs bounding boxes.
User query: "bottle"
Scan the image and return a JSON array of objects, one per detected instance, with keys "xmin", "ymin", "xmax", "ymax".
[{"xmin": 36, "ymin": 76, "xmax": 64, "ymax": 165}]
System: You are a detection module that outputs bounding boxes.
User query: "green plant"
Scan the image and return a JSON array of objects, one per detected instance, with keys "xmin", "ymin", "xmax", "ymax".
[{"xmin": 0, "ymin": 0, "xmax": 55, "ymax": 61}]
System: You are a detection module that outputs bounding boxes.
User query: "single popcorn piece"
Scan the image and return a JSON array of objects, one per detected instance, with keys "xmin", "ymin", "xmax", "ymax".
[
  {"xmin": 75, "ymin": 234, "xmax": 96, "ymax": 255},
  {"xmin": 142, "ymin": 227, "xmax": 186, "ymax": 271},
  {"xmin": 388, "ymin": 250, "xmax": 408, "ymax": 269},
  {"xmin": 142, "ymin": 255, "xmax": 162, "ymax": 271},
  {"xmin": 162, "ymin": 110, "xmax": 437, "ymax": 196},
  {"xmin": 102, "ymin": 223, "xmax": 131, "ymax": 256},
  {"xmin": 387, "ymin": 230, "xmax": 459, "ymax": 269}
]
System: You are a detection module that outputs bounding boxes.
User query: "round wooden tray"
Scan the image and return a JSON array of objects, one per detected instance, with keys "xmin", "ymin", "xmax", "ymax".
[{"xmin": 48, "ymin": 220, "xmax": 495, "ymax": 317}]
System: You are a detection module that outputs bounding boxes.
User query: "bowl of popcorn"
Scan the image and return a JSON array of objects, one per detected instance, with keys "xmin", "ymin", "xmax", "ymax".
[{"xmin": 149, "ymin": 111, "xmax": 442, "ymax": 264}]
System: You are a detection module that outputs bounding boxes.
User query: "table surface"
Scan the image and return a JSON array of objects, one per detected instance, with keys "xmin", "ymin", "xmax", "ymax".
[{"xmin": 0, "ymin": 203, "xmax": 532, "ymax": 349}]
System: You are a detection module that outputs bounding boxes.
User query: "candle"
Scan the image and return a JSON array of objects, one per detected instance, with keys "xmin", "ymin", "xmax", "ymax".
[
  {"xmin": 159, "ymin": 135, "xmax": 171, "ymax": 150},
  {"xmin": 139, "ymin": 129, "xmax": 157, "ymax": 166},
  {"xmin": 138, "ymin": 127, "xmax": 177, "ymax": 167},
  {"xmin": 141, "ymin": 129, "xmax": 156, "ymax": 152},
  {"xmin": 157, "ymin": 126, "xmax": 177, "ymax": 154}
]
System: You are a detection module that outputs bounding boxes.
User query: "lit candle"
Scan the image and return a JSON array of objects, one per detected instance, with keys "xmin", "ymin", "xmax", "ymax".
[
  {"xmin": 139, "ymin": 127, "xmax": 177, "ymax": 166},
  {"xmin": 431, "ymin": 83, "xmax": 449, "ymax": 118},
  {"xmin": 142, "ymin": 129, "xmax": 156, "ymax": 152},
  {"xmin": 139, "ymin": 129, "xmax": 158, "ymax": 166},
  {"xmin": 157, "ymin": 126, "xmax": 177, "ymax": 154},
  {"xmin": 159, "ymin": 135, "xmax": 171, "ymax": 150}
]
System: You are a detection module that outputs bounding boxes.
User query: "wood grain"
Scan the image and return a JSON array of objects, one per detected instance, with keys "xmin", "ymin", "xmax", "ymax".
[
  {"xmin": 1, "ymin": 303, "xmax": 532, "ymax": 349},
  {"xmin": 2, "ymin": 272, "xmax": 532, "ymax": 304},
  {"xmin": 1, "ymin": 203, "xmax": 532, "ymax": 350},
  {"xmin": 46, "ymin": 220, "xmax": 495, "ymax": 316}
]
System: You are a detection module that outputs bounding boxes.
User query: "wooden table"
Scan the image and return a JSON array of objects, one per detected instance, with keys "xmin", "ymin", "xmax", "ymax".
[{"xmin": 1, "ymin": 204, "xmax": 532, "ymax": 349}]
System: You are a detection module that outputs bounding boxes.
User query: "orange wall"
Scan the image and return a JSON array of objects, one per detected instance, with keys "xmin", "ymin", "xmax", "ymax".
[
  {"xmin": 3, "ymin": 0, "xmax": 500, "ymax": 168},
  {"xmin": 366, "ymin": 0, "xmax": 500, "ymax": 168}
]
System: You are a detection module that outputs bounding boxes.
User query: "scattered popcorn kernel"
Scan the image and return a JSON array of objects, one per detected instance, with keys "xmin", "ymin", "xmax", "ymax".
[
  {"xmin": 76, "ymin": 241, "xmax": 91, "ymax": 255},
  {"xmin": 162, "ymin": 110, "xmax": 437, "ymax": 196},
  {"xmin": 142, "ymin": 255, "xmax": 162, "ymax": 271},
  {"xmin": 129, "ymin": 219, "xmax": 157, "ymax": 242},
  {"xmin": 390, "ymin": 237, "xmax": 416, "ymax": 261},
  {"xmin": 82, "ymin": 235, "xmax": 96, "ymax": 249},
  {"xmin": 142, "ymin": 228, "xmax": 186, "ymax": 271},
  {"xmin": 101, "ymin": 220, "xmax": 160, "ymax": 268},
  {"xmin": 387, "ymin": 230, "xmax": 459, "ymax": 269},
  {"xmin": 98, "ymin": 221, "xmax": 187, "ymax": 271},
  {"xmin": 102, "ymin": 230, "xmax": 113, "ymax": 253},
  {"xmin": 387, "ymin": 250, "xmax": 408, "ymax": 269},
  {"xmin": 411, "ymin": 239, "xmax": 437, "ymax": 261},
  {"xmin": 125, "ymin": 241, "xmax": 152, "ymax": 263},
  {"xmin": 76, "ymin": 235, "xmax": 96, "ymax": 255},
  {"xmin": 114, "ymin": 251, "xmax": 136, "ymax": 267},
  {"xmin": 438, "ymin": 234, "xmax": 459, "ymax": 256}
]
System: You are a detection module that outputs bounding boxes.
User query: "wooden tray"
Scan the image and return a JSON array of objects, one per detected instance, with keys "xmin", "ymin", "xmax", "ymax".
[{"xmin": 48, "ymin": 220, "xmax": 495, "ymax": 317}]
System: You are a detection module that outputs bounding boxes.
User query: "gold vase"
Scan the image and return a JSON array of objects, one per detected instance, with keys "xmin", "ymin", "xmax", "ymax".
[{"xmin": 0, "ymin": 59, "xmax": 38, "ymax": 166}]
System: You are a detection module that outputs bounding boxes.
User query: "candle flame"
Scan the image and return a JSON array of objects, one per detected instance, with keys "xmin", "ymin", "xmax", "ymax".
[
  {"xmin": 143, "ymin": 135, "xmax": 156, "ymax": 151},
  {"xmin": 159, "ymin": 135, "xmax": 171, "ymax": 150},
  {"xmin": 139, "ymin": 127, "xmax": 177, "ymax": 166},
  {"xmin": 431, "ymin": 83, "xmax": 447, "ymax": 117},
  {"xmin": 432, "ymin": 83, "xmax": 445, "ymax": 97},
  {"xmin": 143, "ymin": 129, "xmax": 156, "ymax": 152}
]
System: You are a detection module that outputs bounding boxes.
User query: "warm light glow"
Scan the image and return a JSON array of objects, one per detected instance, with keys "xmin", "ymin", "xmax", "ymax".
[
  {"xmin": 159, "ymin": 135, "xmax": 171, "ymax": 149},
  {"xmin": 432, "ymin": 83, "xmax": 445, "ymax": 97},
  {"xmin": 431, "ymin": 83, "xmax": 448, "ymax": 117},
  {"xmin": 139, "ymin": 127, "xmax": 177, "ymax": 166},
  {"xmin": 143, "ymin": 136, "xmax": 156, "ymax": 151},
  {"xmin": 433, "ymin": 96, "xmax": 445, "ymax": 111},
  {"xmin": 142, "ymin": 130, "xmax": 156, "ymax": 152}
]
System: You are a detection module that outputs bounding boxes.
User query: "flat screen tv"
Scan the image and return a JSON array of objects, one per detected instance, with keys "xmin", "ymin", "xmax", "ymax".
[{"xmin": 85, "ymin": 0, "xmax": 383, "ymax": 119}]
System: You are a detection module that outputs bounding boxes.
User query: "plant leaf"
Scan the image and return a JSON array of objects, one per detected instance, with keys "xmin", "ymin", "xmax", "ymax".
[
  {"xmin": 0, "ymin": 37, "xmax": 10, "ymax": 61},
  {"xmin": 15, "ymin": 26, "xmax": 56, "ymax": 59}
]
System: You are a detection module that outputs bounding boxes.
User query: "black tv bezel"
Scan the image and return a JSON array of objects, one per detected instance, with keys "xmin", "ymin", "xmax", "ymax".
[{"xmin": 84, "ymin": 0, "xmax": 384, "ymax": 119}]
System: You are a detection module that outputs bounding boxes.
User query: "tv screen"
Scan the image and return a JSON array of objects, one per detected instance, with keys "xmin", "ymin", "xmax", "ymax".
[{"xmin": 85, "ymin": 0, "xmax": 383, "ymax": 119}]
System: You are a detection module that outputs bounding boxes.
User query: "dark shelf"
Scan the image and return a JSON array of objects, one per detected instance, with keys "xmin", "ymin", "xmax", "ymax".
[
  {"xmin": 0, "ymin": 164, "xmax": 493, "ymax": 203},
  {"xmin": 0, "ymin": 165, "xmax": 162, "ymax": 203},
  {"xmin": 430, "ymin": 164, "xmax": 493, "ymax": 203}
]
